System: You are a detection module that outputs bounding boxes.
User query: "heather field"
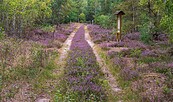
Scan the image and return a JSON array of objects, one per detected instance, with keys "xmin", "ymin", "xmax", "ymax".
[
  {"xmin": 0, "ymin": 23, "xmax": 77, "ymax": 101},
  {"xmin": 0, "ymin": 23, "xmax": 173, "ymax": 102},
  {"xmin": 88, "ymin": 24, "xmax": 173, "ymax": 101},
  {"xmin": 1, "ymin": 0, "xmax": 173, "ymax": 102}
]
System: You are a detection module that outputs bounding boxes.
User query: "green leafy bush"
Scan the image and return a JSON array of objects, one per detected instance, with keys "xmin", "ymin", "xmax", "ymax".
[
  {"xmin": 94, "ymin": 15, "xmax": 111, "ymax": 28},
  {"xmin": 139, "ymin": 23, "xmax": 152, "ymax": 44},
  {"xmin": 41, "ymin": 25, "xmax": 55, "ymax": 32},
  {"xmin": 160, "ymin": 15, "xmax": 173, "ymax": 43},
  {"xmin": 79, "ymin": 13, "xmax": 86, "ymax": 23}
]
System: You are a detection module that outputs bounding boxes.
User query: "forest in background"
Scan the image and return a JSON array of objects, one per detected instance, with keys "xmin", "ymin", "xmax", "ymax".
[{"xmin": 0, "ymin": 0, "xmax": 173, "ymax": 44}]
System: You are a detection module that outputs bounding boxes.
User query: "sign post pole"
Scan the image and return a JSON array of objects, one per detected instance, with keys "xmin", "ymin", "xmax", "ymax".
[{"xmin": 115, "ymin": 11, "xmax": 125, "ymax": 42}]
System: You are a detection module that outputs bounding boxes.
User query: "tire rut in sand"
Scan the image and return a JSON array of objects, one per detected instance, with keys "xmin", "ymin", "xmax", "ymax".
[
  {"xmin": 37, "ymin": 24, "xmax": 81, "ymax": 102},
  {"xmin": 84, "ymin": 25, "xmax": 121, "ymax": 92}
]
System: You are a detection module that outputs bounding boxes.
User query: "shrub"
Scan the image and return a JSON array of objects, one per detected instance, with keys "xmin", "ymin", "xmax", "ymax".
[
  {"xmin": 79, "ymin": 13, "xmax": 86, "ymax": 23},
  {"xmin": 41, "ymin": 25, "xmax": 55, "ymax": 32},
  {"xmin": 160, "ymin": 15, "xmax": 173, "ymax": 43},
  {"xmin": 94, "ymin": 15, "xmax": 111, "ymax": 28},
  {"xmin": 139, "ymin": 23, "xmax": 152, "ymax": 44}
]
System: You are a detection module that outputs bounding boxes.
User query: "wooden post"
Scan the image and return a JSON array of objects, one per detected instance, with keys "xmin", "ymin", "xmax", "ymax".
[{"xmin": 115, "ymin": 11, "xmax": 125, "ymax": 42}]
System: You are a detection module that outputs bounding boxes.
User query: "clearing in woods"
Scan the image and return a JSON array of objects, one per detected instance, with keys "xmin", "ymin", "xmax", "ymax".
[
  {"xmin": 1, "ymin": 1, "xmax": 173, "ymax": 101},
  {"xmin": 1, "ymin": 23, "xmax": 172, "ymax": 102},
  {"xmin": 52, "ymin": 24, "xmax": 120, "ymax": 101}
]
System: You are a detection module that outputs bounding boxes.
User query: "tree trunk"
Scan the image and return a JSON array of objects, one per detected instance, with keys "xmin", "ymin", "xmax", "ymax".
[
  {"xmin": 5, "ymin": 13, "xmax": 9, "ymax": 35},
  {"xmin": 19, "ymin": 15, "xmax": 24, "ymax": 38},
  {"xmin": 132, "ymin": 1, "xmax": 135, "ymax": 32},
  {"xmin": 12, "ymin": 14, "xmax": 16, "ymax": 35}
]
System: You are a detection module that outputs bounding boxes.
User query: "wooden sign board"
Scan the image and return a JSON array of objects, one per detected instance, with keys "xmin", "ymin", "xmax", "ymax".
[{"xmin": 115, "ymin": 11, "xmax": 125, "ymax": 42}]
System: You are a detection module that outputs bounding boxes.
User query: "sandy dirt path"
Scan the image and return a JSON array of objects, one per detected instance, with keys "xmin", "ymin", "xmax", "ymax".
[
  {"xmin": 84, "ymin": 26, "xmax": 121, "ymax": 92},
  {"xmin": 58, "ymin": 24, "xmax": 81, "ymax": 62}
]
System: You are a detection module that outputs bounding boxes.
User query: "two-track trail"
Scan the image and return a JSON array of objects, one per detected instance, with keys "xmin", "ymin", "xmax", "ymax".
[
  {"xmin": 54, "ymin": 24, "xmax": 121, "ymax": 101},
  {"xmin": 39, "ymin": 24, "xmax": 121, "ymax": 102},
  {"xmin": 61, "ymin": 25, "xmax": 107, "ymax": 101}
]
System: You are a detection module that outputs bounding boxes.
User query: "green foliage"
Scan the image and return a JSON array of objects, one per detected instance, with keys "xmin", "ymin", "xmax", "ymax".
[
  {"xmin": 54, "ymin": 89, "xmax": 105, "ymax": 102},
  {"xmin": 41, "ymin": 25, "xmax": 55, "ymax": 32},
  {"xmin": 1, "ymin": 0, "xmax": 172, "ymax": 44},
  {"xmin": 163, "ymin": 86, "xmax": 171, "ymax": 94},
  {"xmin": 52, "ymin": 0, "xmax": 73, "ymax": 23},
  {"xmin": 51, "ymin": 0, "xmax": 87, "ymax": 23},
  {"xmin": 140, "ymin": 57, "xmax": 160, "ymax": 64},
  {"xmin": 138, "ymin": 0, "xmax": 164, "ymax": 33},
  {"xmin": 68, "ymin": 9, "xmax": 78, "ymax": 22},
  {"xmin": 94, "ymin": 15, "xmax": 111, "ymax": 28},
  {"xmin": 156, "ymin": 67, "xmax": 173, "ymax": 79},
  {"xmin": 0, "ymin": 27, "xmax": 5, "ymax": 40},
  {"xmin": 54, "ymin": 90, "xmax": 79, "ymax": 102},
  {"xmin": 86, "ymin": 0, "xmax": 99, "ymax": 21},
  {"xmin": 166, "ymin": 10, "xmax": 173, "ymax": 34},
  {"xmin": 116, "ymin": 0, "xmax": 140, "ymax": 33},
  {"xmin": 160, "ymin": 15, "xmax": 173, "ymax": 43},
  {"xmin": 1, "ymin": 0, "xmax": 52, "ymax": 36},
  {"xmin": 79, "ymin": 13, "xmax": 86, "ymax": 23},
  {"xmin": 76, "ymin": 57, "xmax": 85, "ymax": 68},
  {"xmin": 130, "ymin": 48, "xmax": 142, "ymax": 58},
  {"xmin": 139, "ymin": 23, "xmax": 152, "ymax": 44},
  {"xmin": 100, "ymin": 0, "xmax": 112, "ymax": 14}
]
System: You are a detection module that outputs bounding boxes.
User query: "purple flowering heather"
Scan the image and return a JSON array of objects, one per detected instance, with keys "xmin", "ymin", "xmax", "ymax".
[
  {"xmin": 167, "ymin": 62, "xmax": 173, "ymax": 68},
  {"xmin": 64, "ymin": 26, "xmax": 107, "ymax": 101},
  {"xmin": 25, "ymin": 24, "xmax": 75, "ymax": 46},
  {"xmin": 99, "ymin": 42, "xmax": 109, "ymax": 49},
  {"xmin": 107, "ymin": 50, "xmax": 119, "ymax": 58},
  {"xmin": 125, "ymin": 40, "xmax": 147, "ymax": 49},
  {"xmin": 119, "ymin": 66, "xmax": 139, "ymax": 81},
  {"xmin": 141, "ymin": 50, "xmax": 158, "ymax": 57},
  {"xmin": 107, "ymin": 42, "xmax": 126, "ymax": 47},
  {"xmin": 87, "ymin": 24, "xmax": 115, "ymax": 43},
  {"xmin": 123, "ymin": 32, "xmax": 140, "ymax": 41}
]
